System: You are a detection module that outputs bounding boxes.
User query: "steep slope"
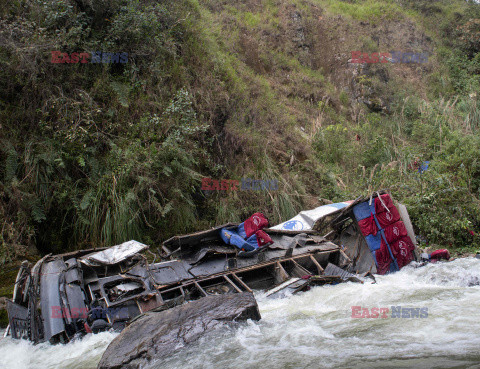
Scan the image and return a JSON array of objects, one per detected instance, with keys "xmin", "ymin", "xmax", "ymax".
[{"xmin": 0, "ymin": 0, "xmax": 479, "ymax": 263}]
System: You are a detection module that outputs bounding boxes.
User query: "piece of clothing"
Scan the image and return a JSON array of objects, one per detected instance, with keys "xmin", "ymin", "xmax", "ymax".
[
  {"xmin": 358, "ymin": 214, "xmax": 378, "ymax": 236},
  {"xmin": 245, "ymin": 230, "xmax": 273, "ymax": 248},
  {"xmin": 220, "ymin": 228, "xmax": 257, "ymax": 251},
  {"xmin": 419, "ymin": 161, "xmax": 430, "ymax": 174},
  {"xmin": 430, "ymin": 249, "xmax": 451, "ymax": 261},
  {"xmin": 236, "ymin": 223, "xmax": 247, "ymax": 239},
  {"xmin": 220, "ymin": 213, "xmax": 272, "ymax": 252},
  {"xmin": 242, "ymin": 212, "xmax": 269, "ymax": 238},
  {"xmin": 383, "ymin": 221, "xmax": 408, "ymax": 243}
]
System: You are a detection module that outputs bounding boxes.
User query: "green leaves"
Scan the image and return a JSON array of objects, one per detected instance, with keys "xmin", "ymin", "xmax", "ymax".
[
  {"xmin": 31, "ymin": 199, "xmax": 46, "ymax": 223},
  {"xmin": 110, "ymin": 81, "xmax": 131, "ymax": 108},
  {"xmin": 2, "ymin": 143, "xmax": 18, "ymax": 184},
  {"xmin": 79, "ymin": 189, "xmax": 93, "ymax": 211},
  {"xmin": 161, "ymin": 202, "xmax": 173, "ymax": 217}
]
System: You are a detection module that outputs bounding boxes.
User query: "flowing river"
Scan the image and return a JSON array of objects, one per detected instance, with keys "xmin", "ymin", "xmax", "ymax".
[{"xmin": 1, "ymin": 257, "xmax": 480, "ymax": 369}]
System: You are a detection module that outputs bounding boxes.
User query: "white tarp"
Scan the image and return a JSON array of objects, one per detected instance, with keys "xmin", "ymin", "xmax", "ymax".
[
  {"xmin": 271, "ymin": 201, "xmax": 353, "ymax": 231},
  {"xmin": 80, "ymin": 240, "xmax": 148, "ymax": 266}
]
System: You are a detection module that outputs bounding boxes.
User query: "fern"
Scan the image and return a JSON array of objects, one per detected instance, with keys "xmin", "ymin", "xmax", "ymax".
[
  {"xmin": 110, "ymin": 81, "xmax": 131, "ymax": 108},
  {"xmin": 31, "ymin": 199, "xmax": 46, "ymax": 223},
  {"xmin": 2, "ymin": 143, "xmax": 18, "ymax": 183}
]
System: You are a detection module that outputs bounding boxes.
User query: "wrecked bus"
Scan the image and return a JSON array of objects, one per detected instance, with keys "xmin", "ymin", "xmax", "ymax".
[{"xmin": 5, "ymin": 191, "xmax": 418, "ymax": 344}]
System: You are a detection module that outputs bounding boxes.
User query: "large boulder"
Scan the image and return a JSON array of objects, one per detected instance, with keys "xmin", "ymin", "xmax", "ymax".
[{"xmin": 97, "ymin": 292, "xmax": 261, "ymax": 369}]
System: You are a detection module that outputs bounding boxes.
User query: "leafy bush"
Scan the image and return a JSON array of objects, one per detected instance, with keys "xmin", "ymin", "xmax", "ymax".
[
  {"xmin": 2, "ymin": 0, "xmax": 480, "ymax": 262},
  {"xmin": 405, "ymin": 171, "xmax": 480, "ymax": 248},
  {"xmin": 362, "ymin": 135, "xmax": 392, "ymax": 167},
  {"xmin": 313, "ymin": 124, "xmax": 351, "ymax": 165}
]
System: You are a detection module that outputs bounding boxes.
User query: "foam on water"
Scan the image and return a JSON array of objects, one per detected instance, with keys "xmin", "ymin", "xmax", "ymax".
[
  {"xmin": 0, "ymin": 330, "xmax": 117, "ymax": 369},
  {"xmin": 1, "ymin": 257, "xmax": 480, "ymax": 369}
]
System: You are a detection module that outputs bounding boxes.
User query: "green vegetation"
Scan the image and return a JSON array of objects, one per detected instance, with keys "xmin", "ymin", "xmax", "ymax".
[
  {"xmin": 324, "ymin": 0, "xmax": 411, "ymax": 23},
  {"xmin": 0, "ymin": 0, "xmax": 479, "ymax": 269}
]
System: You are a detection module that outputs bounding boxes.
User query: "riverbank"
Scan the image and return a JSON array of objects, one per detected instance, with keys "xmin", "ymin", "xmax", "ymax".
[
  {"xmin": 0, "ymin": 257, "xmax": 479, "ymax": 369},
  {"xmin": 1, "ymin": 247, "xmax": 479, "ymax": 329}
]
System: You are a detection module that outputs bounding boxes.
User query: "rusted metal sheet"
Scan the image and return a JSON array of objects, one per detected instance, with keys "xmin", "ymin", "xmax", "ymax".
[{"xmin": 6, "ymin": 231, "xmax": 348, "ymax": 343}]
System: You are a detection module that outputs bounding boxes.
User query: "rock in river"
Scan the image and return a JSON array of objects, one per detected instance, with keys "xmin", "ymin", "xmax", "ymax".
[{"xmin": 97, "ymin": 292, "xmax": 261, "ymax": 369}]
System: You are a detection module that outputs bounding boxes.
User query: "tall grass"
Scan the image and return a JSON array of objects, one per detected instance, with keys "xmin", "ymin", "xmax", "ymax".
[{"xmin": 323, "ymin": 0, "xmax": 409, "ymax": 23}]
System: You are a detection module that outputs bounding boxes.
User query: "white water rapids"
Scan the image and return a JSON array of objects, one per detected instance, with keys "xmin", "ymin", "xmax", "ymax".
[{"xmin": 1, "ymin": 257, "xmax": 479, "ymax": 369}]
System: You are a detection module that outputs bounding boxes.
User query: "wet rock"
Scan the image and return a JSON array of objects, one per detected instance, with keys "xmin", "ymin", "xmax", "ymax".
[
  {"xmin": 360, "ymin": 96, "xmax": 389, "ymax": 113},
  {"xmin": 97, "ymin": 292, "xmax": 261, "ymax": 369}
]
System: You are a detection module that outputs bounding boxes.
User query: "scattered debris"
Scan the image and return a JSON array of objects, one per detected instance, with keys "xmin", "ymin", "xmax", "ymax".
[
  {"xmin": 5, "ymin": 229, "xmax": 351, "ymax": 343},
  {"xmin": 5, "ymin": 191, "xmax": 418, "ymax": 347}
]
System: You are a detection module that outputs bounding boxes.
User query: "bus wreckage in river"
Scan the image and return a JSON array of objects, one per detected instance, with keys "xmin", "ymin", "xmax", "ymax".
[{"xmin": 6, "ymin": 191, "xmax": 420, "ymax": 344}]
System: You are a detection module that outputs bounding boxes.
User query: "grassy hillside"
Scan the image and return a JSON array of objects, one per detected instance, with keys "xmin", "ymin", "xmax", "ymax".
[{"xmin": 1, "ymin": 0, "xmax": 480, "ymax": 265}]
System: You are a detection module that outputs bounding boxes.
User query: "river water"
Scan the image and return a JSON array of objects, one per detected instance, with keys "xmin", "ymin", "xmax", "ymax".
[{"xmin": 1, "ymin": 257, "xmax": 479, "ymax": 369}]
